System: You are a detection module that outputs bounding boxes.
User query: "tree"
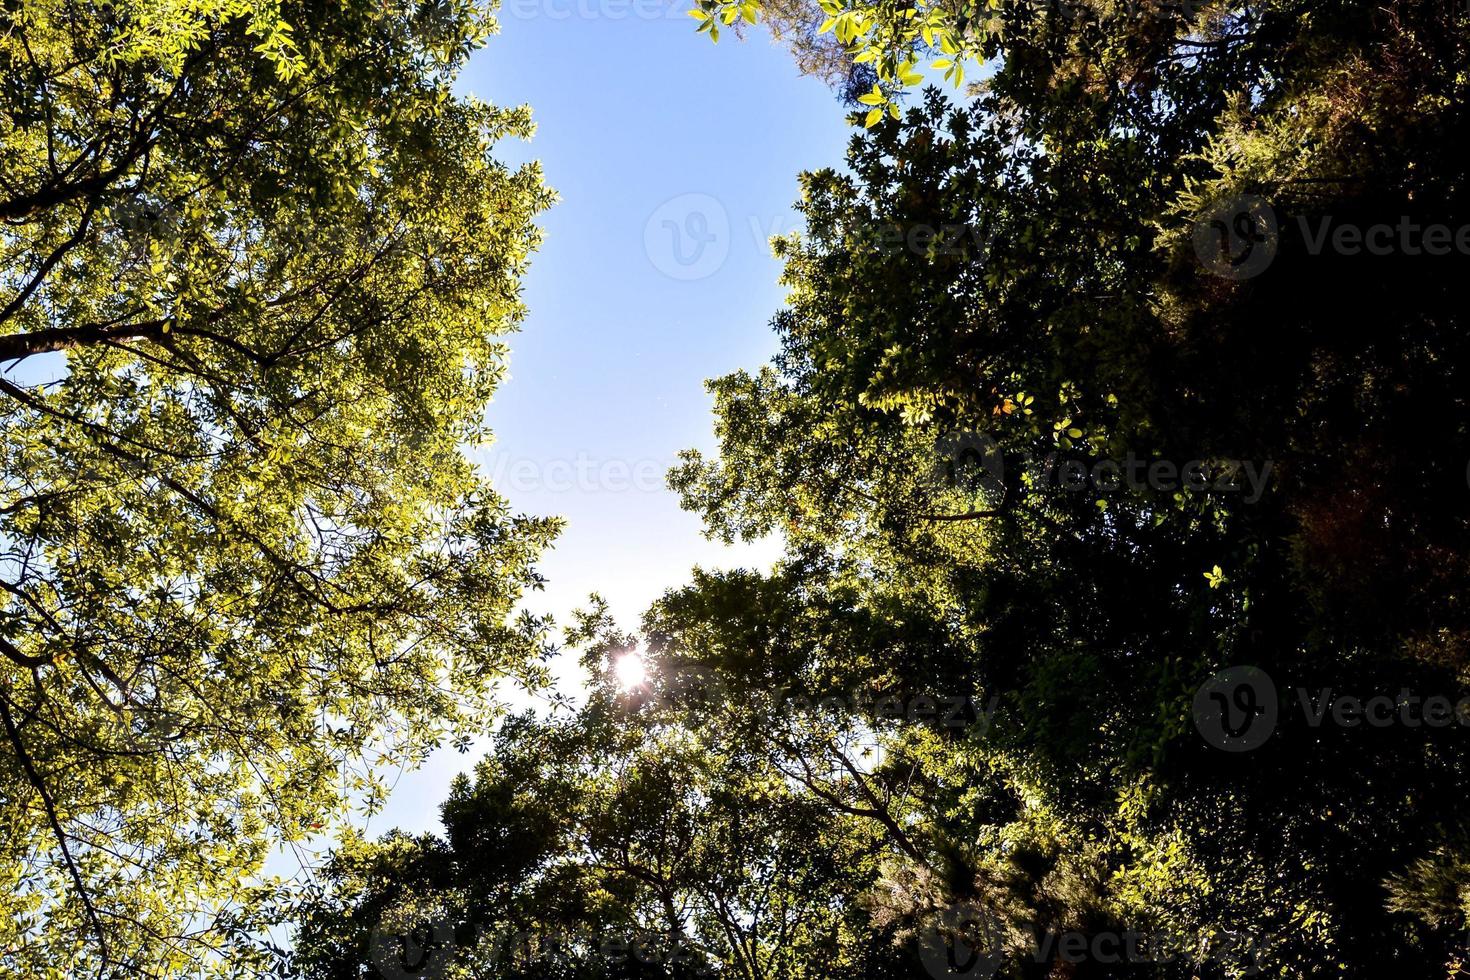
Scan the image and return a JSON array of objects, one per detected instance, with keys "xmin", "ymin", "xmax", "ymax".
[
  {"xmin": 0, "ymin": 0, "xmax": 558, "ymax": 973},
  {"xmin": 726, "ymin": 0, "xmax": 878, "ymax": 105},
  {"xmin": 291, "ymin": 0, "xmax": 1470, "ymax": 976},
  {"xmin": 289, "ymin": 604, "xmax": 895, "ymax": 980},
  {"xmin": 665, "ymin": 0, "xmax": 1470, "ymax": 972}
]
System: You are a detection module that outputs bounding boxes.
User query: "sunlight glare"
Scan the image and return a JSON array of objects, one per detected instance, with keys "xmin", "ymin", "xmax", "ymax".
[{"xmin": 615, "ymin": 652, "xmax": 648, "ymax": 691}]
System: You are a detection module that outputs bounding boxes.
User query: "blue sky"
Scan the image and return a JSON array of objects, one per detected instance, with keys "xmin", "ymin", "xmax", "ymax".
[{"xmin": 368, "ymin": 5, "xmax": 857, "ymax": 834}]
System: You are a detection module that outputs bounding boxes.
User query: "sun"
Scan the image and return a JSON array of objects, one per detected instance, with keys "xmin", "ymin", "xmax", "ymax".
[{"xmin": 614, "ymin": 652, "xmax": 648, "ymax": 691}]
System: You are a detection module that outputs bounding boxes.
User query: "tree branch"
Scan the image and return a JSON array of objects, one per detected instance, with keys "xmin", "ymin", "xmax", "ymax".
[
  {"xmin": 0, "ymin": 318, "xmax": 172, "ymax": 363},
  {"xmin": 0, "ymin": 696, "xmax": 111, "ymax": 971}
]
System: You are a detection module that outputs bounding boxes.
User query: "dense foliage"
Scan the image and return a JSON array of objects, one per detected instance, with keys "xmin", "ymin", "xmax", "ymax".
[
  {"xmin": 0, "ymin": 0, "xmax": 556, "ymax": 974},
  {"xmin": 291, "ymin": 606, "xmax": 900, "ymax": 980},
  {"xmin": 10, "ymin": 0, "xmax": 1470, "ymax": 974},
  {"xmin": 673, "ymin": 0, "xmax": 1470, "ymax": 970},
  {"xmin": 299, "ymin": 0, "xmax": 1470, "ymax": 977}
]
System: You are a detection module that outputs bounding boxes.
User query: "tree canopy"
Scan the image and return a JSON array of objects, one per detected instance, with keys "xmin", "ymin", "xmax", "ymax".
[
  {"xmin": 290, "ymin": 604, "xmax": 895, "ymax": 980},
  {"xmin": 9, "ymin": 0, "xmax": 1470, "ymax": 975},
  {"xmin": 296, "ymin": 0, "xmax": 1470, "ymax": 977},
  {"xmin": 0, "ymin": 0, "xmax": 557, "ymax": 974}
]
